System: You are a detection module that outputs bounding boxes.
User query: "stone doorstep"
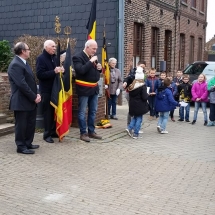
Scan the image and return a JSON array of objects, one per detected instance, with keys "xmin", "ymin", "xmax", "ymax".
[
  {"xmin": 0, "ymin": 123, "xmax": 15, "ymax": 137},
  {"xmin": 0, "ymin": 114, "xmax": 7, "ymax": 124}
]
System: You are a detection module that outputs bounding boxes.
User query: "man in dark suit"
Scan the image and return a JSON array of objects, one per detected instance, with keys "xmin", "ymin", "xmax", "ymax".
[
  {"xmin": 72, "ymin": 39, "xmax": 102, "ymax": 142},
  {"xmin": 8, "ymin": 42, "xmax": 41, "ymax": 154},
  {"xmin": 36, "ymin": 40, "xmax": 64, "ymax": 143}
]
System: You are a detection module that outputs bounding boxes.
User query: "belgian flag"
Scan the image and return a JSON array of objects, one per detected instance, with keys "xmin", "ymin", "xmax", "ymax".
[
  {"xmin": 102, "ymin": 29, "xmax": 110, "ymax": 85},
  {"xmin": 86, "ymin": 0, "xmax": 97, "ymax": 40},
  {"xmin": 50, "ymin": 38, "xmax": 72, "ymax": 141}
]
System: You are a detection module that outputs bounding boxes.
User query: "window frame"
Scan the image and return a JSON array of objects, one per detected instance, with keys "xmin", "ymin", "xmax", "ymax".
[
  {"xmin": 151, "ymin": 27, "xmax": 159, "ymax": 69},
  {"xmin": 191, "ymin": 0, "xmax": 196, "ymax": 8},
  {"xmin": 133, "ymin": 22, "xmax": 143, "ymax": 67}
]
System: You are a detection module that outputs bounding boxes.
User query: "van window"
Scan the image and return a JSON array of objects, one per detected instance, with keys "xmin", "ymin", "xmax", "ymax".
[
  {"xmin": 202, "ymin": 64, "xmax": 215, "ymax": 75},
  {"xmin": 184, "ymin": 63, "xmax": 207, "ymax": 75}
]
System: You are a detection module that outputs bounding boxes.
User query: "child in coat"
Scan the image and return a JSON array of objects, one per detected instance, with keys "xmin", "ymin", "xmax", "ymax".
[
  {"xmin": 191, "ymin": 74, "xmax": 208, "ymax": 125},
  {"xmin": 126, "ymin": 67, "xmax": 149, "ymax": 139},
  {"xmin": 155, "ymin": 78, "xmax": 178, "ymax": 134},
  {"xmin": 177, "ymin": 75, "xmax": 192, "ymax": 122}
]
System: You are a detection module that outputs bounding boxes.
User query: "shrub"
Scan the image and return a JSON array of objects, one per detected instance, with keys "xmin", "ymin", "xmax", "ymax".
[
  {"xmin": 0, "ymin": 40, "xmax": 13, "ymax": 72},
  {"xmin": 14, "ymin": 34, "xmax": 76, "ymax": 82}
]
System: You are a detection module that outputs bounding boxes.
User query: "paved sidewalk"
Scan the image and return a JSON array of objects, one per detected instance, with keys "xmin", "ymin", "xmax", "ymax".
[{"xmin": 0, "ymin": 105, "xmax": 215, "ymax": 215}]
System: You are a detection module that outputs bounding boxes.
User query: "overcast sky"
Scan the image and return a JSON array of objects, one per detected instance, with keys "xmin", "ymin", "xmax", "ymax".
[{"xmin": 206, "ymin": 0, "xmax": 214, "ymax": 42}]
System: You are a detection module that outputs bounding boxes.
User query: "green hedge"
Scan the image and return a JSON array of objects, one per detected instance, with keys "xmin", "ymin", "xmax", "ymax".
[{"xmin": 0, "ymin": 40, "xmax": 13, "ymax": 72}]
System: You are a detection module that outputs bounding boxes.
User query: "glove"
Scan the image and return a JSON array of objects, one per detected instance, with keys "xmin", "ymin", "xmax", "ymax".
[
  {"xmin": 105, "ymin": 85, "xmax": 108, "ymax": 89},
  {"xmin": 116, "ymin": 88, "xmax": 120, "ymax": 96}
]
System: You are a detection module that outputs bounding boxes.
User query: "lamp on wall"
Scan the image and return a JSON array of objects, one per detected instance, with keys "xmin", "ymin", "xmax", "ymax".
[
  {"xmin": 146, "ymin": 2, "xmax": 150, "ymax": 10},
  {"xmin": 160, "ymin": 9, "xmax": 163, "ymax": 16}
]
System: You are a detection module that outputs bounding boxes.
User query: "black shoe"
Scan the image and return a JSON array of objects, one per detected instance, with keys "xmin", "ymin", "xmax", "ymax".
[
  {"xmin": 204, "ymin": 121, "xmax": 207, "ymax": 126},
  {"xmin": 44, "ymin": 137, "xmax": 54, "ymax": 143},
  {"xmin": 192, "ymin": 120, "xmax": 196, "ymax": 125},
  {"xmin": 17, "ymin": 149, "xmax": 35, "ymax": 154},
  {"xmin": 178, "ymin": 119, "xmax": 184, "ymax": 121},
  {"xmin": 28, "ymin": 145, "xmax": 40, "ymax": 149},
  {"xmin": 185, "ymin": 119, "xmax": 190, "ymax": 122}
]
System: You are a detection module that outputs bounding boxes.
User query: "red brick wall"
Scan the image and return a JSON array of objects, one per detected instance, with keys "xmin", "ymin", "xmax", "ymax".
[
  {"xmin": 124, "ymin": 0, "xmax": 207, "ymax": 77},
  {"xmin": 0, "ymin": 74, "xmax": 13, "ymax": 122}
]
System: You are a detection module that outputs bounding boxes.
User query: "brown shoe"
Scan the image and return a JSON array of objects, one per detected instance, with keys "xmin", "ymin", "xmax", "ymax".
[
  {"xmin": 88, "ymin": 132, "xmax": 102, "ymax": 139},
  {"xmin": 80, "ymin": 133, "xmax": 90, "ymax": 142}
]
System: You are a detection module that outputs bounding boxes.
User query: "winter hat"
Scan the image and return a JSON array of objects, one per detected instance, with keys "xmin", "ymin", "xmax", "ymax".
[{"xmin": 135, "ymin": 67, "xmax": 144, "ymax": 80}]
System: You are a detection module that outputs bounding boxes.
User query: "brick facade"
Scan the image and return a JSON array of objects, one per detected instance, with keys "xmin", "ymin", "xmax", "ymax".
[
  {"xmin": 124, "ymin": 0, "xmax": 207, "ymax": 77},
  {"xmin": 0, "ymin": 74, "xmax": 13, "ymax": 122}
]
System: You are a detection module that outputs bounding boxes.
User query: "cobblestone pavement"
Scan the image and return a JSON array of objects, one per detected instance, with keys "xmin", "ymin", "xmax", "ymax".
[{"xmin": 0, "ymin": 105, "xmax": 215, "ymax": 215}]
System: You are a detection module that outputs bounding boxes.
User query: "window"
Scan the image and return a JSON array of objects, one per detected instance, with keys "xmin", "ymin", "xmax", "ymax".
[
  {"xmin": 189, "ymin": 36, "xmax": 195, "ymax": 64},
  {"xmin": 151, "ymin": 27, "xmax": 159, "ymax": 68},
  {"xmin": 200, "ymin": 0, "xmax": 205, "ymax": 12},
  {"xmin": 179, "ymin": 34, "xmax": 185, "ymax": 70},
  {"xmin": 197, "ymin": 38, "xmax": 202, "ymax": 61},
  {"xmin": 133, "ymin": 23, "xmax": 143, "ymax": 67},
  {"xmin": 191, "ymin": 0, "xmax": 196, "ymax": 8},
  {"xmin": 164, "ymin": 30, "xmax": 172, "ymax": 72}
]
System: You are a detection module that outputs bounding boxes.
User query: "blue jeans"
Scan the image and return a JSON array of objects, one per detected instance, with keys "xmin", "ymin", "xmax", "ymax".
[
  {"xmin": 128, "ymin": 115, "xmax": 143, "ymax": 135},
  {"xmin": 193, "ymin": 102, "xmax": 208, "ymax": 121},
  {"xmin": 157, "ymin": 111, "xmax": 169, "ymax": 131},
  {"xmin": 179, "ymin": 103, "xmax": 190, "ymax": 120},
  {"xmin": 78, "ymin": 94, "xmax": 98, "ymax": 135},
  {"xmin": 108, "ymin": 94, "xmax": 117, "ymax": 116},
  {"xmin": 148, "ymin": 95, "xmax": 156, "ymax": 116}
]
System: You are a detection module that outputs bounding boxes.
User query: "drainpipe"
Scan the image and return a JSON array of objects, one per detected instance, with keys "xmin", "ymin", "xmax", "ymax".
[{"xmin": 118, "ymin": 0, "xmax": 124, "ymax": 76}]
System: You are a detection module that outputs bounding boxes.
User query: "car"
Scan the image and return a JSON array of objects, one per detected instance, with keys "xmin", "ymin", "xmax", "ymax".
[{"xmin": 183, "ymin": 61, "xmax": 215, "ymax": 83}]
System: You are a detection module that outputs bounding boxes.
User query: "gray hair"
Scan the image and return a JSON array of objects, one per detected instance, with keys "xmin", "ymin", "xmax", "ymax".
[
  {"xmin": 108, "ymin": 57, "xmax": 117, "ymax": 63},
  {"xmin": 14, "ymin": 42, "xmax": 27, "ymax": 55},
  {"xmin": 44, "ymin": 40, "xmax": 55, "ymax": 49},
  {"xmin": 85, "ymin": 39, "xmax": 97, "ymax": 48}
]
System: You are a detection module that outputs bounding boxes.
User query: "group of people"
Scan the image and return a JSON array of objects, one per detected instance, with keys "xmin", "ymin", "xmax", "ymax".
[
  {"xmin": 7, "ymin": 39, "xmax": 215, "ymax": 153},
  {"xmin": 8, "ymin": 39, "xmax": 104, "ymax": 154},
  {"xmin": 122, "ymin": 62, "xmax": 215, "ymax": 139}
]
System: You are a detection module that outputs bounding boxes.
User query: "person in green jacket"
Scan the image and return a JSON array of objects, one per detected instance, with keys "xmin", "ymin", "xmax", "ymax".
[{"xmin": 207, "ymin": 76, "xmax": 215, "ymax": 126}]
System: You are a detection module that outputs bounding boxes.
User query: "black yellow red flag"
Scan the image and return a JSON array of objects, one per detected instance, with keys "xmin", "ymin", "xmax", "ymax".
[
  {"xmin": 50, "ymin": 39, "xmax": 72, "ymax": 141},
  {"xmin": 86, "ymin": 0, "xmax": 97, "ymax": 40},
  {"xmin": 102, "ymin": 29, "xmax": 110, "ymax": 85}
]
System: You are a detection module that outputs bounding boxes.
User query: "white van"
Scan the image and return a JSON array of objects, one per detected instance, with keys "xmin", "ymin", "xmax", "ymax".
[{"xmin": 183, "ymin": 61, "xmax": 215, "ymax": 83}]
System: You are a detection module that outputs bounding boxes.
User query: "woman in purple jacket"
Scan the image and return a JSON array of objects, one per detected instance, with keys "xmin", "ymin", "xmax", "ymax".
[{"xmin": 191, "ymin": 74, "xmax": 208, "ymax": 125}]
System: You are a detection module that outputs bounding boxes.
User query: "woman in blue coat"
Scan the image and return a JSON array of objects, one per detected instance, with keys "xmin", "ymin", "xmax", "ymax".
[{"xmin": 155, "ymin": 78, "xmax": 178, "ymax": 134}]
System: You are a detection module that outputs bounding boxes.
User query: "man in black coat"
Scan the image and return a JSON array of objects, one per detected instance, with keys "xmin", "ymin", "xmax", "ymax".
[
  {"xmin": 36, "ymin": 40, "xmax": 64, "ymax": 143},
  {"xmin": 8, "ymin": 42, "xmax": 41, "ymax": 154},
  {"xmin": 72, "ymin": 39, "xmax": 102, "ymax": 142}
]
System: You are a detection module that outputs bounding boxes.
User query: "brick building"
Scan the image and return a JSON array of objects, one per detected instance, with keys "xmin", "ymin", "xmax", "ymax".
[
  {"xmin": 124, "ymin": 0, "xmax": 207, "ymax": 76},
  {"xmin": 205, "ymin": 35, "xmax": 215, "ymax": 61}
]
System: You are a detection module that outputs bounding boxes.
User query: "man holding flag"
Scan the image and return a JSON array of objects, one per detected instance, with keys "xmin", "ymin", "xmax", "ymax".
[
  {"xmin": 36, "ymin": 40, "xmax": 64, "ymax": 143},
  {"xmin": 72, "ymin": 39, "xmax": 102, "ymax": 142}
]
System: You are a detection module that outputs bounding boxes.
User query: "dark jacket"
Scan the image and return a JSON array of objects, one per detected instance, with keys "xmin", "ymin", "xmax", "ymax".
[
  {"xmin": 145, "ymin": 76, "xmax": 158, "ymax": 93},
  {"xmin": 72, "ymin": 51, "xmax": 101, "ymax": 96},
  {"xmin": 177, "ymin": 82, "xmax": 192, "ymax": 102},
  {"xmin": 155, "ymin": 87, "xmax": 178, "ymax": 112},
  {"xmin": 36, "ymin": 50, "xmax": 57, "ymax": 93},
  {"xmin": 8, "ymin": 56, "xmax": 37, "ymax": 111},
  {"xmin": 123, "ymin": 67, "xmax": 137, "ymax": 87},
  {"xmin": 129, "ymin": 84, "xmax": 149, "ymax": 116}
]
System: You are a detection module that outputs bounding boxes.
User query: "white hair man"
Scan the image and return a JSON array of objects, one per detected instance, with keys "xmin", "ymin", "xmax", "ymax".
[
  {"xmin": 36, "ymin": 40, "xmax": 64, "ymax": 143},
  {"xmin": 72, "ymin": 39, "xmax": 102, "ymax": 142}
]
